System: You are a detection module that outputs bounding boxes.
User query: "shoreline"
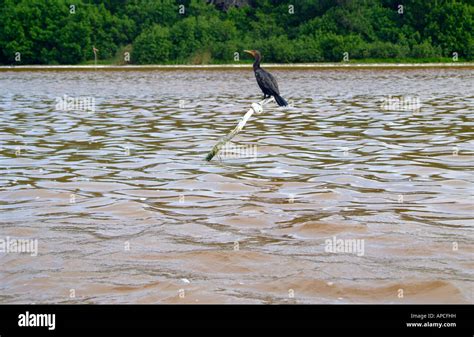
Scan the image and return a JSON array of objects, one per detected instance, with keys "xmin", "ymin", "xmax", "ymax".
[{"xmin": 1, "ymin": 62, "xmax": 473, "ymax": 71}]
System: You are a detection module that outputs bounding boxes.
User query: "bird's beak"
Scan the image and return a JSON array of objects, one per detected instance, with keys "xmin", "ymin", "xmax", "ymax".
[{"xmin": 243, "ymin": 50, "xmax": 253, "ymax": 56}]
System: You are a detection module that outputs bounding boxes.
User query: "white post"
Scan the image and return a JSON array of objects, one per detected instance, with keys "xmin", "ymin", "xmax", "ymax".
[
  {"xmin": 205, "ymin": 97, "xmax": 275, "ymax": 161},
  {"xmin": 93, "ymin": 46, "xmax": 98, "ymax": 68}
]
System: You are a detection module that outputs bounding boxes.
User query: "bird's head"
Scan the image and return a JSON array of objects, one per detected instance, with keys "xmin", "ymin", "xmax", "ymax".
[{"xmin": 244, "ymin": 50, "xmax": 261, "ymax": 59}]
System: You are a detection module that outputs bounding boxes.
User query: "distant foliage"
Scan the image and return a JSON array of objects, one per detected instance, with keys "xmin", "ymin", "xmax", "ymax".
[
  {"xmin": 133, "ymin": 25, "xmax": 172, "ymax": 63},
  {"xmin": 0, "ymin": 0, "xmax": 472, "ymax": 64}
]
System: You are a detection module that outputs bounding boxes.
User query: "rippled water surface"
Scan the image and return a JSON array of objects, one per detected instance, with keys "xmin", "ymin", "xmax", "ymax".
[{"xmin": 0, "ymin": 68, "xmax": 473, "ymax": 303}]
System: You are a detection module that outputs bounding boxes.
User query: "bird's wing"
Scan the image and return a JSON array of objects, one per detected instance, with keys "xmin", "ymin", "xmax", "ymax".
[
  {"xmin": 265, "ymin": 71, "xmax": 280, "ymax": 94},
  {"xmin": 256, "ymin": 68, "xmax": 280, "ymax": 95}
]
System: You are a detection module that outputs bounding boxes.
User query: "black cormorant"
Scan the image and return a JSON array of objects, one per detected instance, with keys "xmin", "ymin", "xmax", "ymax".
[{"xmin": 244, "ymin": 50, "xmax": 288, "ymax": 107}]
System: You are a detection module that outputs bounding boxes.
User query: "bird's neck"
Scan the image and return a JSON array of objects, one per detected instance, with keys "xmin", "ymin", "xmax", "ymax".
[{"xmin": 253, "ymin": 55, "xmax": 261, "ymax": 70}]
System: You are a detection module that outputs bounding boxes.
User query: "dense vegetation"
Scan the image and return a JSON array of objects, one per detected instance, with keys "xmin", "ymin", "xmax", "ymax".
[{"xmin": 0, "ymin": 0, "xmax": 473, "ymax": 65}]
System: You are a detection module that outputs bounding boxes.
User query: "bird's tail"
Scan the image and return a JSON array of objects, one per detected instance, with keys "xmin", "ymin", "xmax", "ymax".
[{"xmin": 274, "ymin": 94, "xmax": 288, "ymax": 107}]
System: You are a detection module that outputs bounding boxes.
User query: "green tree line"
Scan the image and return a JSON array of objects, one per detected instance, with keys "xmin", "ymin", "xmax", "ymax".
[{"xmin": 0, "ymin": 0, "xmax": 473, "ymax": 65}]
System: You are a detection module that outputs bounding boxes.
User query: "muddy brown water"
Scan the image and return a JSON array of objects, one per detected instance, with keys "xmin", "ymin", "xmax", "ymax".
[{"xmin": 0, "ymin": 68, "xmax": 473, "ymax": 303}]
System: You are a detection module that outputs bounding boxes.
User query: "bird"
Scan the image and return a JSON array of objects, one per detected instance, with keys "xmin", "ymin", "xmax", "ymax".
[{"xmin": 244, "ymin": 50, "xmax": 288, "ymax": 107}]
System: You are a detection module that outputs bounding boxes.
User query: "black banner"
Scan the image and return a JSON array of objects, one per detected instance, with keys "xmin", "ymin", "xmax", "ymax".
[{"xmin": 0, "ymin": 304, "xmax": 472, "ymax": 336}]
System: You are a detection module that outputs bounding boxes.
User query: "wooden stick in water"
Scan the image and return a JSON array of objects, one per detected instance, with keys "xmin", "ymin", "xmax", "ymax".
[{"xmin": 205, "ymin": 97, "xmax": 275, "ymax": 161}]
